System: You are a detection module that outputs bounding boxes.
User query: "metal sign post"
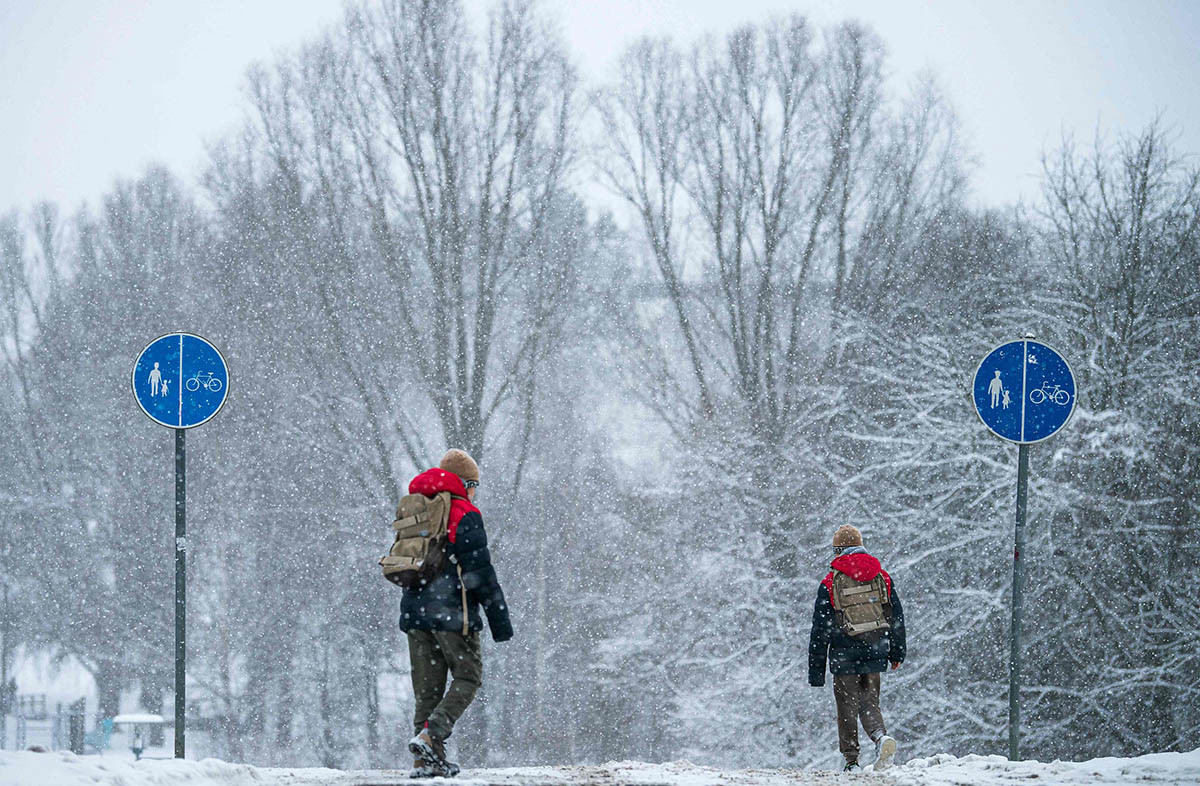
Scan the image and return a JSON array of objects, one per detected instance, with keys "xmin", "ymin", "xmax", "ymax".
[
  {"xmin": 971, "ymin": 336, "xmax": 1075, "ymax": 761},
  {"xmin": 132, "ymin": 333, "xmax": 228, "ymax": 759},
  {"xmin": 1010, "ymin": 442, "xmax": 1029, "ymax": 760},
  {"xmin": 174, "ymin": 427, "xmax": 186, "ymax": 758}
]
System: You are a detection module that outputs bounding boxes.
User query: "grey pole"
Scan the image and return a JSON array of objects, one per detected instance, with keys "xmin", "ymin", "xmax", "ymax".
[
  {"xmin": 1008, "ymin": 442, "xmax": 1030, "ymax": 760},
  {"xmin": 174, "ymin": 427, "xmax": 186, "ymax": 759},
  {"xmin": 1, "ymin": 570, "xmax": 9, "ymax": 749}
]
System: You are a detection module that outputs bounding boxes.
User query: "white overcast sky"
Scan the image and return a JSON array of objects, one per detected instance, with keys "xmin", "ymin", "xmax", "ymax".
[{"xmin": 2, "ymin": 0, "xmax": 1198, "ymax": 213}]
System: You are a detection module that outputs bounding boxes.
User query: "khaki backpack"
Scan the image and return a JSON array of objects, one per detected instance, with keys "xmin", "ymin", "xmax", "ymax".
[
  {"xmin": 830, "ymin": 571, "xmax": 891, "ymax": 639},
  {"xmin": 380, "ymin": 492, "xmax": 455, "ymax": 589}
]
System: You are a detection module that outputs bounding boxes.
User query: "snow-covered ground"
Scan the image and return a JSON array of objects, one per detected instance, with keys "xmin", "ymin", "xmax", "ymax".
[{"xmin": 1, "ymin": 748, "xmax": 1198, "ymax": 786}]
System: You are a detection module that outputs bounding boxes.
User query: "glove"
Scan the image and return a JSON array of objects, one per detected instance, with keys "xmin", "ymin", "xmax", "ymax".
[{"xmin": 487, "ymin": 609, "xmax": 513, "ymax": 643}]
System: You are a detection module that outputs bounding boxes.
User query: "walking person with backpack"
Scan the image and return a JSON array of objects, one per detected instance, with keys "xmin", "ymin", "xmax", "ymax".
[
  {"xmin": 808, "ymin": 525, "xmax": 905, "ymax": 772},
  {"xmin": 380, "ymin": 449, "xmax": 513, "ymax": 778}
]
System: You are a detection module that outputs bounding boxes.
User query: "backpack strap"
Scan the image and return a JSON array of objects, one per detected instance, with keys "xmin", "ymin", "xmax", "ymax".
[
  {"xmin": 875, "ymin": 573, "xmax": 894, "ymax": 620},
  {"xmin": 392, "ymin": 512, "xmax": 432, "ymax": 536},
  {"xmin": 828, "ymin": 569, "xmax": 843, "ymax": 609},
  {"xmin": 445, "ymin": 494, "xmax": 472, "ymax": 634},
  {"xmin": 456, "ymin": 562, "xmax": 468, "ymax": 636},
  {"xmin": 829, "ymin": 570, "xmax": 845, "ymax": 633},
  {"xmin": 449, "ymin": 547, "xmax": 469, "ymax": 636}
]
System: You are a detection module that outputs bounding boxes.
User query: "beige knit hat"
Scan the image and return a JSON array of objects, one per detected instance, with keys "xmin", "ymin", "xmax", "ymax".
[
  {"xmin": 438, "ymin": 449, "xmax": 480, "ymax": 484},
  {"xmin": 833, "ymin": 525, "xmax": 863, "ymax": 548}
]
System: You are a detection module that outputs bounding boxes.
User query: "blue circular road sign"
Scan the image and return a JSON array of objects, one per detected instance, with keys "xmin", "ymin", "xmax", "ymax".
[
  {"xmin": 132, "ymin": 333, "xmax": 229, "ymax": 429},
  {"xmin": 972, "ymin": 338, "xmax": 1076, "ymax": 444}
]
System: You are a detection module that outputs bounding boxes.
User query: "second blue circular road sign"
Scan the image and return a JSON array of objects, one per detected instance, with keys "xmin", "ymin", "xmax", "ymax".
[
  {"xmin": 972, "ymin": 338, "xmax": 1076, "ymax": 444},
  {"xmin": 132, "ymin": 333, "xmax": 229, "ymax": 429}
]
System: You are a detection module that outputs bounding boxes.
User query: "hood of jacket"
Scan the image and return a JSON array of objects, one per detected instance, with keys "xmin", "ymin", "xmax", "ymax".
[
  {"xmin": 409, "ymin": 467, "xmax": 469, "ymax": 498},
  {"xmin": 831, "ymin": 551, "xmax": 883, "ymax": 582}
]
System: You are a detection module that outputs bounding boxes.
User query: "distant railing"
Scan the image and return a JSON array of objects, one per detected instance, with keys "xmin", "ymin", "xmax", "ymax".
[
  {"xmin": 1, "ymin": 696, "xmax": 88, "ymax": 752},
  {"xmin": 16, "ymin": 695, "xmax": 46, "ymax": 721}
]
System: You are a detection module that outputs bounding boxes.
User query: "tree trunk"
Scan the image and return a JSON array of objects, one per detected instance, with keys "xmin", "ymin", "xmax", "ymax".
[
  {"xmin": 93, "ymin": 660, "xmax": 124, "ymax": 720},
  {"xmin": 138, "ymin": 679, "xmax": 165, "ymax": 746},
  {"xmin": 364, "ymin": 660, "xmax": 379, "ymax": 759},
  {"xmin": 275, "ymin": 674, "xmax": 292, "ymax": 747}
]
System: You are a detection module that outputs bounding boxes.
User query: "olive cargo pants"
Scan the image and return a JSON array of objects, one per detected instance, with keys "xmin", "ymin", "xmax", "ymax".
[
  {"xmin": 833, "ymin": 672, "xmax": 885, "ymax": 763},
  {"xmin": 408, "ymin": 629, "xmax": 483, "ymax": 741}
]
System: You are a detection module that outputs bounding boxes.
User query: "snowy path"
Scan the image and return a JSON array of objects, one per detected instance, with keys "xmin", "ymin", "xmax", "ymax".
[{"xmin": 1, "ymin": 749, "xmax": 1198, "ymax": 786}]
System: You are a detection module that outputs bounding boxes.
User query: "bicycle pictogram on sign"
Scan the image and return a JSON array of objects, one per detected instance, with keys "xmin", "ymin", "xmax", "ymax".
[
  {"xmin": 1028, "ymin": 381, "xmax": 1070, "ymax": 406},
  {"xmin": 185, "ymin": 371, "xmax": 223, "ymax": 393}
]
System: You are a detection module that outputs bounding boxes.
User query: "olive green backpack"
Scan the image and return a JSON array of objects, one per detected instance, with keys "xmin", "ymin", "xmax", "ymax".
[
  {"xmin": 379, "ymin": 491, "xmax": 454, "ymax": 589},
  {"xmin": 830, "ymin": 571, "xmax": 892, "ymax": 639}
]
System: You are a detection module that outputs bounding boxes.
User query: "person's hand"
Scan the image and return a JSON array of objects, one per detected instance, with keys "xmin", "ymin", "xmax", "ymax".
[{"xmin": 890, "ymin": 661, "xmax": 902, "ymax": 671}]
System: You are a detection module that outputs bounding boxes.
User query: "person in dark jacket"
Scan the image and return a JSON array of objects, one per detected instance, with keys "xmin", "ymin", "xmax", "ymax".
[
  {"xmin": 808, "ymin": 525, "xmax": 905, "ymax": 772},
  {"xmin": 403, "ymin": 449, "xmax": 512, "ymax": 777}
]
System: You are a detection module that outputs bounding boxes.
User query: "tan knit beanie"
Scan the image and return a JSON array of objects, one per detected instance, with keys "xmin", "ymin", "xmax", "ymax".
[
  {"xmin": 438, "ymin": 449, "xmax": 480, "ymax": 484},
  {"xmin": 833, "ymin": 525, "xmax": 863, "ymax": 548}
]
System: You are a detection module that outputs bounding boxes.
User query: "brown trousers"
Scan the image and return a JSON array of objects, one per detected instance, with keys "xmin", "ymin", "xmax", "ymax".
[{"xmin": 833, "ymin": 673, "xmax": 885, "ymax": 763}]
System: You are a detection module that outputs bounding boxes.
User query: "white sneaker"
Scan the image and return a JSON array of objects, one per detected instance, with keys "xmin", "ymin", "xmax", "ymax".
[{"xmin": 872, "ymin": 735, "xmax": 897, "ymax": 771}]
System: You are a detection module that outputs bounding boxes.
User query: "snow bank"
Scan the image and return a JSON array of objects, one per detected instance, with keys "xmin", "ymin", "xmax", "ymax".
[
  {"xmin": 1, "ymin": 748, "xmax": 1198, "ymax": 785},
  {"xmin": 893, "ymin": 749, "xmax": 1200, "ymax": 786},
  {"xmin": 0, "ymin": 750, "xmax": 273, "ymax": 786}
]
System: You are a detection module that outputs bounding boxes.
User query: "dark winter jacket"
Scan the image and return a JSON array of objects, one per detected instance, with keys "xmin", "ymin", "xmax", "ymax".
[
  {"xmin": 808, "ymin": 549, "xmax": 905, "ymax": 686},
  {"xmin": 399, "ymin": 468, "xmax": 513, "ymax": 642}
]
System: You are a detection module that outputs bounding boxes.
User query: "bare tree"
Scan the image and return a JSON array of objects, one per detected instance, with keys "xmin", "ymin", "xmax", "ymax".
[
  {"xmin": 595, "ymin": 19, "xmax": 958, "ymax": 437},
  {"xmin": 594, "ymin": 37, "xmax": 715, "ymax": 420},
  {"xmin": 1027, "ymin": 120, "xmax": 1200, "ymax": 757},
  {"xmin": 837, "ymin": 75, "xmax": 966, "ymax": 322},
  {"xmin": 344, "ymin": 0, "xmax": 581, "ymax": 463},
  {"xmin": 203, "ymin": 0, "xmax": 589, "ymax": 762},
  {"xmin": 592, "ymin": 14, "xmax": 985, "ymax": 768}
]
